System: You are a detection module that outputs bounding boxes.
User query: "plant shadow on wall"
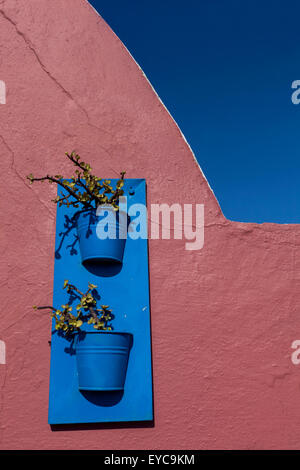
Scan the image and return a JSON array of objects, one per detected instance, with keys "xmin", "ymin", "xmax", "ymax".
[
  {"xmin": 54, "ymin": 213, "xmax": 79, "ymax": 259},
  {"xmin": 34, "ymin": 280, "xmax": 133, "ymax": 409}
]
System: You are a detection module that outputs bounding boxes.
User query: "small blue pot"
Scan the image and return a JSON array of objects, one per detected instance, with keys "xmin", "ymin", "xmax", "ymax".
[
  {"xmin": 75, "ymin": 332, "xmax": 133, "ymax": 391},
  {"xmin": 76, "ymin": 209, "xmax": 127, "ymax": 265}
]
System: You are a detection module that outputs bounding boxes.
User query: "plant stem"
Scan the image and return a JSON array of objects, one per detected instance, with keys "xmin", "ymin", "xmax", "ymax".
[
  {"xmin": 36, "ymin": 306, "xmax": 56, "ymax": 311},
  {"xmin": 31, "ymin": 175, "xmax": 90, "ymax": 208}
]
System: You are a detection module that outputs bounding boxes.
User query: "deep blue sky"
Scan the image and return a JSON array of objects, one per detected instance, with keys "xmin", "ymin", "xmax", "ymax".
[{"xmin": 89, "ymin": 0, "xmax": 300, "ymax": 223}]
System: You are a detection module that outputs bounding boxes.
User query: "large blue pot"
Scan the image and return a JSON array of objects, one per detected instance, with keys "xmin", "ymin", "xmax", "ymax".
[
  {"xmin": 76, "ymin": 209, "xmax": 127, "ymax": 265},
  {"xmin": 75, "ymin": 332, "xmax": 133, "ymax": 391}
]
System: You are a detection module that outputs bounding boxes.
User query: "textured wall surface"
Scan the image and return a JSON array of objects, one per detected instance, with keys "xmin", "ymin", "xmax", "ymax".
[{"xmin": 1, "ymin": 0, "xmax": 300, "ymax": 450}]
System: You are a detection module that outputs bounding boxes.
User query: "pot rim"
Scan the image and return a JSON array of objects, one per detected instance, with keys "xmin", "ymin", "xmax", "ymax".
[
  {"xmin": 76, "ymin": 330, "xmax": 133, "ymax": 338},
  {"xmin": 75, "ymin": 330, "xmax": 134, "ymax": 349}
]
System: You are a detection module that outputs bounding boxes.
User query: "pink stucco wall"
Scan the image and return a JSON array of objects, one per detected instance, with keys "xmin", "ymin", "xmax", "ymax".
[{"xmin": 1, "ymin": 0, "xmax": 300, "ymax": 450}]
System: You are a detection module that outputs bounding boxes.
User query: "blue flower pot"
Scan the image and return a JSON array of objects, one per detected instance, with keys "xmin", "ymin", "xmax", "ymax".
[
  {"xmin": 75, "ymin": 332, "xmax": 133, "ymax": 391},
  {"xmin": 76, "ymin": 209, "xmax": 127, "ymax": 265}
]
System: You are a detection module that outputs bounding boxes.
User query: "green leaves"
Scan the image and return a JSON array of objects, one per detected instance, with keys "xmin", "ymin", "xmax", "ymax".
[
  {"xmin": 88, "ymin": 283, "xmax": 97, "ymax": 290},
  {"xmin": 26, "ymin": 173, "xmax": 35, "ymax": 185}
]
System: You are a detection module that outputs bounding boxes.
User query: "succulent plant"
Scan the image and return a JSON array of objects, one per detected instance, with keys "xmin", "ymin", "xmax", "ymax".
[{"xmin": 34, "ymin": 281, "xmax": 113, "ymax": 337}]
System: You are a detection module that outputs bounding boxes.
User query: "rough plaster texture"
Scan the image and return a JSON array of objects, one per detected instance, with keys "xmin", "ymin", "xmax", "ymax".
[{"xmin": 0, "ymin": 0, "xmax": 300, "ymax": 450}]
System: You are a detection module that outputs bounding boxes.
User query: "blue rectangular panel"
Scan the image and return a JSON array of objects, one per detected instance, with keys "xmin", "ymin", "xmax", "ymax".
[{"xmin": 48, "ymin": 179, "xmax": 153, "ymax": 424}]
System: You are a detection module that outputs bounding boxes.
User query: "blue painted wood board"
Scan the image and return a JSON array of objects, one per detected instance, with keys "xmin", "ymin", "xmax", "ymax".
[{"xmin": 48, "ymin": 179, "xmax": 153, "ymax": 425}]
